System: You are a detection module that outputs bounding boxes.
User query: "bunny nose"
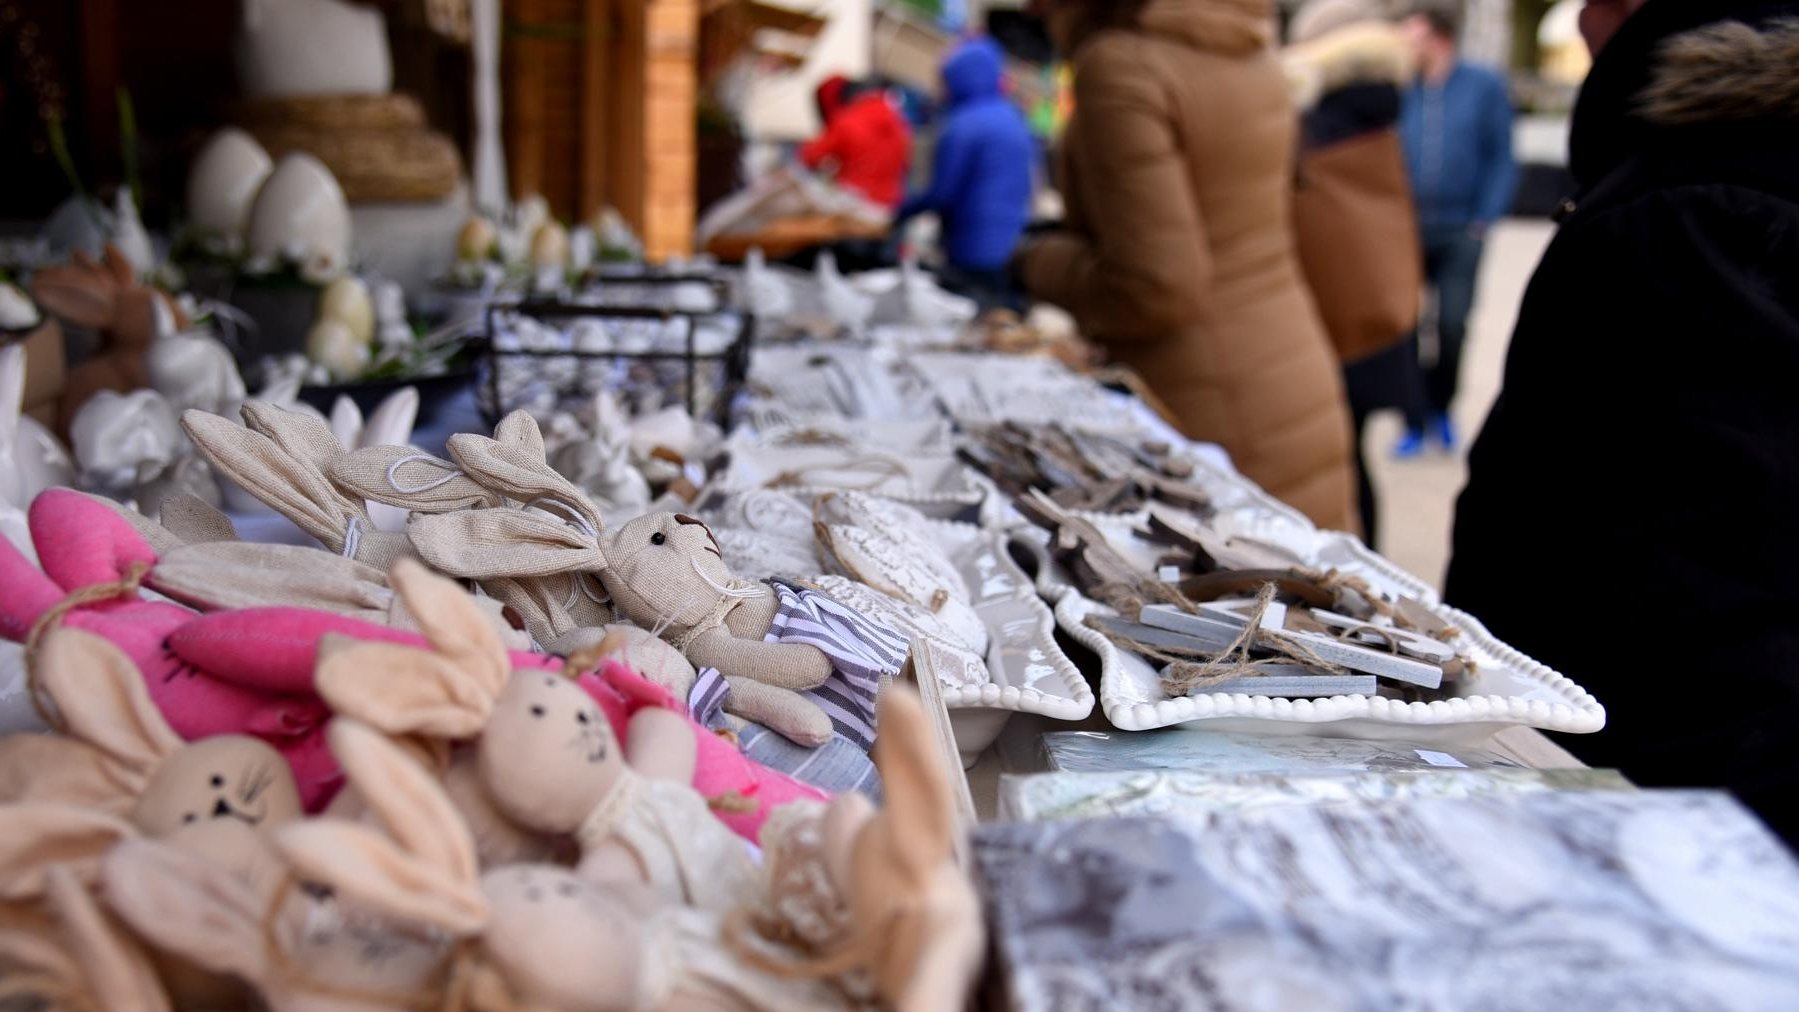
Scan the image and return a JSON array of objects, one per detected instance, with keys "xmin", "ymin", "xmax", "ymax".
[{"xmin": 212, "ymin": 798, "xmax": 234, "ymax": 818}]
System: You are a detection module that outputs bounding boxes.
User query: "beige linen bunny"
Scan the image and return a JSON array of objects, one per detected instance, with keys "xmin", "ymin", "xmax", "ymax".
[
  {"xmin": 329, "ymin": 411, "xmax": 614, "ymax": 647},
  {"xmin": 404, "ymin": 415, "xmax": 840, "ymax": 747},
  {"xmin": 0, "ymin": 803, "xmax": 171, "ymax": 1012},
  {"xmin": 0, "ymin": 627, "xmax": 304, "ymax": 838},
  {"xmin": 317, "ymin": 561, "xmax": 754, "ymax": 907},
  {"xmin": 182, "ymin": 401, "xmax": 417, "ymax": 568},
  {"xmin": 276, "ymin": 719, "xmax": 851, "ymax": 1012},
  {"xmin": 101, "ymin": 762, "xmax": 464, "ymax": 1012}
]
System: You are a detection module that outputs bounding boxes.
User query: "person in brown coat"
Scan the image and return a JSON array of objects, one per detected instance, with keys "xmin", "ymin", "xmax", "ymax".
[{"xmin": 1017, "ymin": 0, "xmax": 1358, "ymax": 531}]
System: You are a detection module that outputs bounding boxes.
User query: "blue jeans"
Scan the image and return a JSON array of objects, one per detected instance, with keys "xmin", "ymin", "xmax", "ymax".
[{"xmin": 1403, "ymin": 227, "xmax": 1486, "ymax": 431}]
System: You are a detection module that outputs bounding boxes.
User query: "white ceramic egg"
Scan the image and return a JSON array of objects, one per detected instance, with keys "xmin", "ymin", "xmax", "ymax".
[
  {"xmin": 187, "ymin": 128, "xmax": 273, "ymax": 251},
  {"xmin": 246, "ymin": 152, "xmax": 352, "ymax": 282},
  {"xmin": 306, "ymin": 317, "xmax": 370, "ymax": 381}
]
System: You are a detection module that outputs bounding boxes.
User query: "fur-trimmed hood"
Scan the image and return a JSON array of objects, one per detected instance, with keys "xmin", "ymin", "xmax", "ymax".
[
  {"xmin": 1638, "ymin": 18, "xmax": 1799, "ymax": 125},
  {"xmin": 1571, "ymin": 2, "xmax": 1799, "ymax": 186},
  {"xmin": 1282, "ymin": 20, "xmax": 1413, "ymax": 110}
]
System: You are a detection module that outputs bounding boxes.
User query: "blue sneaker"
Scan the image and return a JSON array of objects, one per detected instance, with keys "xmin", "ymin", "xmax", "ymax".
[
  {"xmin": 1430, "ymin": 414, "xmax": 1458, "ymax": 452},
  {"xmin": 1392, "ymin": 429, "xmax": 1427, "ymax": 459}
]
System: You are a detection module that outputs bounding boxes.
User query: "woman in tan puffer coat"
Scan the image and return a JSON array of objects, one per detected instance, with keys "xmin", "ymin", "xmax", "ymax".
[{"xmin": 1018, "ymin": 0, "xmax": 1357, "ymax": 531}]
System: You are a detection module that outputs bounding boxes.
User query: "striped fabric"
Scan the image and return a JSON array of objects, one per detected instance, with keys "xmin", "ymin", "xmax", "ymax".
[
  {"xmin": 763, "ymin": 578, "xmax": 909, "ymax": 751},
  {"xmin": 687, "ymin": 666, "xmax": 732, "ymax": 734}
]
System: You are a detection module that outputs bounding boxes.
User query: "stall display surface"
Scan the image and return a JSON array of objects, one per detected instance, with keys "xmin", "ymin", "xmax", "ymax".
[{"xmin": 12, "ymin": 239, "xmax": 1798, "ymax": 1012}]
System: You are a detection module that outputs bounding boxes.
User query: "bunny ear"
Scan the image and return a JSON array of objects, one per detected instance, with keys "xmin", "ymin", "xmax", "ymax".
[
  {"xmin": 26, "ymin": 488, "xmax": 161, "ymax": 590},
  {"xmin": 330, "ymin": 445, "xmax": 500, "ymax": 513},
  {"xmin": 0, "ymin": 803, "xmax": 136, "ymax": 901},
  {"xmin": 273, "ymin": 720, "xmax": 487, "ymax": 936},
  {"xmin": 447, "ymin": 430, "xmax": 604, "ymax": 534},
  {"xmin": 870, "ymin": 687, "xmax": 956, "ymax": 879},
  {"xmin": 239, "ymin": 401, "xmax": 350, "ymax": 476},
  {"xmin": 150, "ymin": 542, "xmax": 390, "ymax": 616},
  {"xmin": 44, "ymin": 865, "xmax": 174, "ymax": 1012},
  {"xmin": 157, "ymin": 493, "xmax": 241, "ymax": 546},
  {"xmin": 491, "ymin": 409, "xmax": 546, "ymax": 460},
  {"xmin": 0, "ymin": 734, "xmax": 136, "ymax": 814},
  {"xmin": 182, "ymin": 409, "xmax": 359, "ymax": 552},
  {"xmin": 409, "ymin": 509, "xmax": 607, "ymax": 581},
  {"xmin": 34, "ymin": 628, "xmax": 182, "ymax": 787},
  {"xmin": 387, "ymin": 560, "xmax": 512, "ymax": 688},
  {"xmin": 30, "ymin": 258, "xmax": 117, "ymax": 330},
  {"xmin": 315, "ymin": 634, "xmax": 499, "ymax": 739},
  {"xmin": 101, "ymin": 837, "xmax": 271, "ymax": 984},
  {"xmin": 362, "ymin": 387, "xmax": 420, "ymax": 450},
  {"xmin": 101, "ymin": 244, "xmax": 135, "ymax": 287},
  {"xmin": 72, "ymin": 492, "xmax": 187, "ymax": 556}
]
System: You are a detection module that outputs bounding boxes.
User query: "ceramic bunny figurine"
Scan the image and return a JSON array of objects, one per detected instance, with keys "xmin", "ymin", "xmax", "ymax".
[
  {"xmin": 144, "ymin": 302, "xmax": 249, "ymax": 418},
  {"xmin": 182, "ymin": 400, "xmax": 417, "ymax": 568},
  {"xmin": 276, "ymin": 719, "xmax": 850, "ymax": 1012},
  {"xmin": 29, "ymin": 243, "xmax": 189, "ymax": 433},
  {"xmin": 0, "ymin": 343, "xmax": 76, "ymax": 515},
  {"xmin": 317, "ymin": 561, "xmax": 757, "ymax": 909},
  {"xmin": 549, "ymin": 389, "xmax": 654, "ymax": 516}
]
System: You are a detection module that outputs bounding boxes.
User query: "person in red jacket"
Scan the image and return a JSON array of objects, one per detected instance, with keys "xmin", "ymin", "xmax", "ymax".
[{"xmin": 800, "ymin": 75, "xmax": 911, "ymax": 209}]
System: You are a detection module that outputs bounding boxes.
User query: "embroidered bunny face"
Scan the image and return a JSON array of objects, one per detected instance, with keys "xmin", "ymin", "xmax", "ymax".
[
  {"xmin": 478, "ymin": 671, "xmax": 625, "ymax": 834},
  {"xmin": 601, "ymin": 512, "xmax": 736, "ymax": 629},
  {"xmin": 133, "ymin": 737, "xmax": 302, "ymax": 837},
  {"xmin": 480, "ymin": 864, "xmax": 648, "ymax": 1012}
]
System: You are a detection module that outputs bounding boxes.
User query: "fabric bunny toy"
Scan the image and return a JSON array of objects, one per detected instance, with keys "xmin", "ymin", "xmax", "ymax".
[
  {"xmin": 0, "ymin": 802, "xmax": 171, "ymax": 1011},
  {"xmin": 405, "ymin": 412, "xmax": 906, "ymax": 750},
  {"xmin": 329, "ymin": 410, "xmax": 614, "ymax": 648},
  {"xmin": 318, "ymin": 561, "xmax": 758, "ymax": 910},
  {"xmin": 732, "ymin": 688, "xmax": 983, "ymax": 1012},
  {"xmin": 0, "ymin": 489, "xmax": 343, "ymax": 805},
  {"xmin": 5, "ymin": 626, "xmax": 305, "ymax": 839},
  {"xmin": 102, "ymin": 774, "xmax": 464, "ymax": 1012},
  {"xmin": 181, "ymin": 401, "xmax": 417, "ymax": 568},
  {"xmin": 276, "ymin": 719, "xmax": 851, "ymax": 1012}
]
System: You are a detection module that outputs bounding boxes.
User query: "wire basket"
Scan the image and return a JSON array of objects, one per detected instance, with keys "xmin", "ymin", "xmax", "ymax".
[{"xmin": 479, "ymin": 288, "xmax": 752, "ymax": 426}]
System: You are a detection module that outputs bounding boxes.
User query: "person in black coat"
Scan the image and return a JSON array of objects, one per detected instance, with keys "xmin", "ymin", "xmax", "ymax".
[{"xmin": 1446, "ymin": 0, "xmax": 1799, "ymax": 842}]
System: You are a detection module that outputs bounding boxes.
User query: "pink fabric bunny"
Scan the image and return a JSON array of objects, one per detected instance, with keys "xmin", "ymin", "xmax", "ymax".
[
  {"xmin": 175, "ymin": 607, "xmax": 830, "ymax": 839},
  {"xmin": 0, "ymin": 491, "xmax": 340, "ymax": 809}
]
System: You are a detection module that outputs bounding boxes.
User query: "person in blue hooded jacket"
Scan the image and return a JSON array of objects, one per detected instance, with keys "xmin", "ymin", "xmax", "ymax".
[
  {"xmin": 895, "ymin": 36, "xmax": 1036, "ymax": 308},
  {"xmin": 1393, "ymin": 2, "xmax": 1515, "ymax": 457}
]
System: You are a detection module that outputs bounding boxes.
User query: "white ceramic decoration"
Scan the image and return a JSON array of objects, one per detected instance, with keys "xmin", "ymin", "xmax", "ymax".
[
  {"xmin": 110, "ymin": 189, "xmax": 156, "ymax": 277},
  {"xmin": 69, "ymin": 388, "xmax": 182, "ymax": 490},
  {"xmin": 372, "ymin": 279, "xmax": 411, "ymax": 349},
  {"xmin": 147, "ymin": 303, "xmax": 250, "ymax": 416},
  {"xmin": 329, "ymin": 386, "xmax": 419, "ymax": 531},
  {"xmin": 568, "ymin": 225, "xmax": 597, "ymax": 274},
  {"xmin": 236, "ymin": 0, "xmax": 394, "ymax": 99},
  {"xmin": 0, "ymin": 344, "xmax": 75, "ymax": 510},
  {"xmin": 318, "ymin": 275, "xmax": 375, "ymax": 346},
  {"xmin": 246, "ymin": 152, "xmax": 352, "ymax": 282},
  {"xmin": 546, "ymin": 389, "xmax": 652, "ymax": 514},
  {"xmin": 816, "ymin": 250, "xmax": 872, "ymax": 338},
  {"xmin": 306, "ymin": 317, "xmax": 370, "ymax": 381},
  {"xmin": 0, "ymin": 283, "xmax": 38, "ymax": 329},
  {"xmin": 741, "ymin": 246, "xmax": 794, "ymax": 319},
  {"xmin": 187, "ymin": 128, "xmax": 273, "ymax": 252}
]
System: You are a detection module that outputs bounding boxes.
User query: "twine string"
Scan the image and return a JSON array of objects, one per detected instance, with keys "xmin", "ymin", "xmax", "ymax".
[{"xmin": 23, "ymin": 561, "xmax": 153, "ymax": 729}]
